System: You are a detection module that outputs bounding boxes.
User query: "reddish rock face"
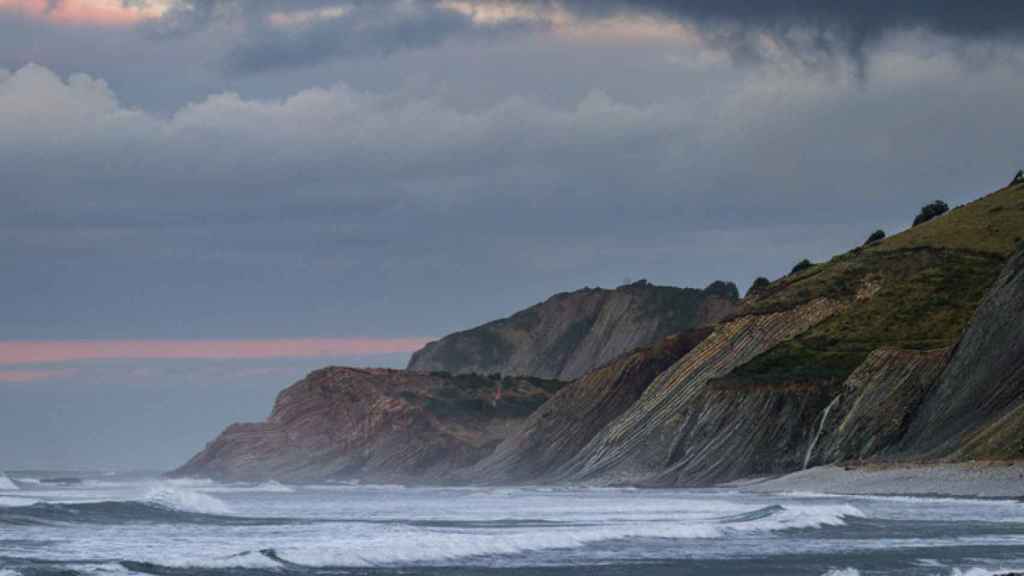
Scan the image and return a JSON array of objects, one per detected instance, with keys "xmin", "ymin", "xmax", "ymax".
[{"xmin": 171, "ymin": 367, "xmax": 565, "ymax": 483}]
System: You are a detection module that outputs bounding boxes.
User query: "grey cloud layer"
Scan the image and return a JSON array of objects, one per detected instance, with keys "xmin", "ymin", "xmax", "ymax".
[
  {"xmin": 154, "ymin": 1, "xmax": 1024, "ymax": 74},
  {"xmin": 515, "ymin": 1, "xmax": 1024, "ymax": 57},
  {"xmin": 4, "ymin": 45, "xmax": 1024, "ymax": 342}
]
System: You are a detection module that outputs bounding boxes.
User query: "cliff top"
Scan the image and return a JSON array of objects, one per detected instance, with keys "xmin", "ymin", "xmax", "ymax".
[{"xmin": 729, "ymin": 182, "xmax": 1024, "ymax": 388}]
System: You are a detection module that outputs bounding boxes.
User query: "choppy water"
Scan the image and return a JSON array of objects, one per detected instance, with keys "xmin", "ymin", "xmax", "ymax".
[{"xmin": 2, "ymin": 472, "xmax": 1024, "ymax": 575}]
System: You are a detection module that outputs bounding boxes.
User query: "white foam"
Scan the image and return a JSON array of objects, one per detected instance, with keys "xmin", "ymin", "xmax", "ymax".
[
  {"xmin": 252, "ymin": 480, "xmax": 294, "ymax": 493},
  {"xmin": 946, "ymin": 565, "xmax": 1024, "ymax": 569},
  {"xmin": 142, "ymin": 485, "xmax": 232, "ymax": 515},
  {"xmin": 0, "ymin": 496, "xmax": 38, "ymax": 507},
  {"xmin": 0, "ymin": 569, "xmax": 23, "ymax": 576},
  {"xmin": 822, "ymin": 569, "xmax": 860, "ymax": 576},
  {"xmin": 278, "ymin": 503, "xmax": 865, "ymax": 567},
  {"xmin": 0, "ymin": 475, "xmax": 18, "ymax": 490}
]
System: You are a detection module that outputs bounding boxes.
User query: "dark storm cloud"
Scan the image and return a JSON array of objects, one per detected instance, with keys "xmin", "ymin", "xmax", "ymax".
[
  {"xmin": 142, "ymin": 1, "xmax": 1024, "ymax": 76},
  {"xmin": 531, "ymin": 1, "xmax": 1024, "ymax": 48}
]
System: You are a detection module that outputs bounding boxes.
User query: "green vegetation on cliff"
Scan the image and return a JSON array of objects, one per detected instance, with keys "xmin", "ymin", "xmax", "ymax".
[{"xmin": 731, "ymin": 182, "xmax": 1024, "ymax": 387}]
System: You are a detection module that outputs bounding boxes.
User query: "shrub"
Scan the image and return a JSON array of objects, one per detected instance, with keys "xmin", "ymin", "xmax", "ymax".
[
  {"xmin": 747, "ymin": 277, "xmax": 771, "ymax": 297},
  {"xmin": 705, "ymin": 280, "xmax": 740, "ymax": 300},
  {"xmin": 864, "ymin": 230, "xmax": 886, "ymax": 245},
  {"xmin": 791, "ymin": 259, "xmax": 813, "ymax": 275},
  {"xmin": 912, "ymin": 200, "xmax": 949, "ymax": 227}
]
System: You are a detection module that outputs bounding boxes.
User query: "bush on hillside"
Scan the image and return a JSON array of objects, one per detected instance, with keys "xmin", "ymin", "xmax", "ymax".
[
  {"xmin": 864, "ymin": 230, "xmax": 886, "ymax": 245},
  {"xmin": 747, "ymin": 277, "xmax": 771, "ymax": 297},
  {"xmin": 912, "ymin": 201, "xmax": 949, "ymax": 227},
  {"xmin": 790, "ymin": 259, "xmax": 813, "ymax": 275},
  {"xmin": 705, "ymin": 280, "xmax": 740, "ymax": 300}
]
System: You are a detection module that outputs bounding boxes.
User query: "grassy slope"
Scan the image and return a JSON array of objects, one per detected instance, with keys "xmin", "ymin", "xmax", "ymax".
[{"xmin": 728, "ymin": 182, "xmax": 1024, "ymax": 386}]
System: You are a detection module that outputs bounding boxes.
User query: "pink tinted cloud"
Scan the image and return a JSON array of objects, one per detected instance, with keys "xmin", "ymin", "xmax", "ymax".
[
  {"xmin": 0, "ymin": 0, "xmax": 167, "ymax": 26},
  {"xmin": 0, "ymin": 338, "xmax": 433, "ymax": 365},
  {"xmin": 0, "ymin": 368, "xmax": 77, "ymax": 382}
]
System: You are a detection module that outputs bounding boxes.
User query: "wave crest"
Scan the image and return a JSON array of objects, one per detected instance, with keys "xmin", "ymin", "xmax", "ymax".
[
  {"xmin": 0, "ymin": 475, "xmax": 18, "ymax": 491},
  {"xmin": 143, "ymin": 485, "xmax": 232, "ymax": 515}
]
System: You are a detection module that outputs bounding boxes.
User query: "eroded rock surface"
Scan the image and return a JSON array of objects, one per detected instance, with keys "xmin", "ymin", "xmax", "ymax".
[
  {"xmin": 171, "ymin": 367, "xmax": 565, "ymax": 483},
  {"xmin": 899, "ymin": 247, "xmax": 1024, "ymax": 460},
  {"xmin": 461, "ymin": 329, "xmax": 712, "ymax": 484},
  {"xmin": 407, "ymin": 280, "xmax": 739, "ymax": 380},
  {"xmin": 550, "ymin": 298, "xmax": 843, "ymax": 485}
]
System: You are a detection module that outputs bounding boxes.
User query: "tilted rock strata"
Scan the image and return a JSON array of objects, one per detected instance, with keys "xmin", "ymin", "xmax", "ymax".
[
  {"xmin": 898, "ymin": 247, "xmax": 1024, "ymax": 460},
  {"xmin": 407, "ymin": 280, "xmax": 739, "ymax": 380},
  {"xmin": 549, "ymin": 297, "xmax": 844, "ymax": 485},
  {"xmin": 461, "ymin": 329, "xmax": 713, "ymax": 484},
  {"xmin": 810, "ymin": 348, "xmax": 949, "ymax": 466},
  {"xmin": 171, "ymin": 367, "xmax": 565, "ymax": 483}
]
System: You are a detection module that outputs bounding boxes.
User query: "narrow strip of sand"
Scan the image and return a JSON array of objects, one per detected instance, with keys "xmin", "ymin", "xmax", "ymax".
[{"xmin": 732, "ymin": 462, "xmax": 1024, "ymax": 499}]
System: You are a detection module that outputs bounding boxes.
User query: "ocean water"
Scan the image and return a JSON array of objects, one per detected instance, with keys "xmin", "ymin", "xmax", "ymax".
[{"xmin": 2, "ymin": 472, "xmax": 1024, "ymax": 575}]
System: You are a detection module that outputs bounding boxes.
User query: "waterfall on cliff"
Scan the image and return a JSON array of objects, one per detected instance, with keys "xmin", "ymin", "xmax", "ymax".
[{"xmin": 803, "ymin": 396, "xmax": 841, "ymax": 470}]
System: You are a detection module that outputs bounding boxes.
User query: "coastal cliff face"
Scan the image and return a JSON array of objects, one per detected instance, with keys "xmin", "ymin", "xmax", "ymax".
[
  {"xmin": 549, "ymin": 298, "xmax": 843, "ymax": 485},
  {"xmin": 406, "ymin": 280, "xmax": 739, "ymax": 380},
  {"xmin": 176, "ymin": 183, "xmax": 1024, "ymax": 486},
  {"xmin": 897, "ymin": 247, "xmax": 1024, "ymax": 460},
  {"xmin": 172, "ymin": 368, "xmax": 564, "ymax": 482},
  {"xmin": 521, "ymin": 183, "xmax": 1022, "ymax": 486},
  {"xmin": 460, "ymin": 329, "xmax": 712, "ymax": 483}
]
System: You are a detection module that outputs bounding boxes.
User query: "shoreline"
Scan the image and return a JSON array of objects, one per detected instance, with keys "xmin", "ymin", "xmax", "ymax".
[{"xmin": 730, "ymin": 461, "xmax": 1024, "ymax": 499}]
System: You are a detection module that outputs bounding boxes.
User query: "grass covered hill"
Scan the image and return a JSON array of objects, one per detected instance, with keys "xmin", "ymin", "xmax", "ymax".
[{"xmin": 728, "ymin": 181, "xmax": 1024, "ymax": 388}]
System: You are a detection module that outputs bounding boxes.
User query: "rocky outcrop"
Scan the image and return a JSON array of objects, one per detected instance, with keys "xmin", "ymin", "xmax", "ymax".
[
  {"xmin": 809, "ymin": 348, "xmax": 949, "ymax": 466},
  {"xmin": 171, "ymin": 367, "xmax": 565, "ymax": 483},
  {"xmin": 461, "ymin": 329, "xmax": 712, "ymax": 483},
  {"xmin": 407, "ymin": 280, "xmax": 739, "ymax": 380},
  {"xmin": 897, "ymin": 247, "xmax": 1024, "ymax": 460},
  {"xmin": 176, "ymin": 184, "xmax": 1024, "ymax": 487},
  {"xmin": 548, "ymin": 298, "xmax": 843, "ymax": 485}
]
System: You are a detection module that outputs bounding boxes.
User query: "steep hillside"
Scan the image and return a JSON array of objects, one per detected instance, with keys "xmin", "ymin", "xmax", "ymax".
[
  {"xmin": 175, "ymin": 182, "xmax": 1024, "ymax": 487},
  {"xmin": 552, "ymin": 298, "xmax": 843, "ymax": 485},
  {"xmin": 550, "ymin": 182, "xmax": 1024, "ymax": 486},
  {"xmin": 897, "ymin": 246, "xmax": 1024, "ymax": 460},
  {"xmin": 407, "ymin": 279, "xmax": 739, "ymax": 380},
  {"xmin": 172, "ymin": 368, "xmax": 565, "ymax": 483},
  {"xmin": 461, "ymin": 328, "xmax": 712, "ymax": 483}
]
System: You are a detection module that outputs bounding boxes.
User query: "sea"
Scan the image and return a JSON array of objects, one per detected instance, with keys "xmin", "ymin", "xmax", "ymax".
[{"xmin": 2, "ymin": 471, "xmax": 1024, "ymax": 576}]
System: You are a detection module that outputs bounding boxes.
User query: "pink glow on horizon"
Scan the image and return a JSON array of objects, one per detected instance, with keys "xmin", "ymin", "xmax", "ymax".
[
  {"xmin": 0, "ymin": 338, "xmax": 433, "ymax": 365},
  {"xmin": 0, "ymin": 0, "xmax": 167, "ymax": 26},
  {"xmin": 0, "ymin": 368, "xmax": 77, "ymax": 383}
]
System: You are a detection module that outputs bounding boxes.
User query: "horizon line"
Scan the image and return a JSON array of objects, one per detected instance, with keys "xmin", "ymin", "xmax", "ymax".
[{"xmin": 0, "ymin": 338, "xmax": 434, "ymax": 366}]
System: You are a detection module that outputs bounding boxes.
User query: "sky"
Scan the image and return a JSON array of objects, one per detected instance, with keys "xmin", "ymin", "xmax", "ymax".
[{"xmin": 3, "ymin": 0, "xmax": 1024, "ymax": 470}]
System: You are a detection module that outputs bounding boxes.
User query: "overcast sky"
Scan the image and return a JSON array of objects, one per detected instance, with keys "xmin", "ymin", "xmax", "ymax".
[{"xmin": 3, "ymin": 0, "xmax": 1024, "ymax": 470}]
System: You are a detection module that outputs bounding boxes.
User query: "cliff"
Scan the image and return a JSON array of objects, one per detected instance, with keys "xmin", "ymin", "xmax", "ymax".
[
  {"xmin": 508, "ymin": 182, "xmax": 1023, "ymax": 486},
  {"xmin": 460, "ymin": 328, "xmax": 712, "ymax": 483},
  {"xmin": 176, "ymin": 181, "xmax": 1024, "ymax": 486},
  {"xmin": 406, "ymin": 279, "xmax": 739, "ymax": 380},
  {"xmin": 171, "ymin": 368, "xmax": 565, "ymax": 482},
  {"xmin": 896, "ymin": 246, "xmax": 1024, "ymax": 460}
]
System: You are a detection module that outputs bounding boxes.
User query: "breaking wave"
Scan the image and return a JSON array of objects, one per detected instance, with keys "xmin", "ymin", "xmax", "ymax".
[
  {"xmin": 246, "ymin": 480, "xmax": 295, "ymax": 493},
  {"xmin": 0, "ymin": 476, "xmax": 17, "ymax": 491},
  {"xmin": 142, "ymin": 485, "xmax": 232, "ymax": 514},
  {"xmin": 0, "ymin": 486, "xmax": 247, "ymax": 527},
  {"xmin": 230, "ymin": 503, "xmax": 865, "ymax": 567}
]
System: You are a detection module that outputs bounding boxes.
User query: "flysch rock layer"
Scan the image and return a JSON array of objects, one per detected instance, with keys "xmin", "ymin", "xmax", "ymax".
[
  {"xmin": 171, "ymin": 367, "xmax": 565, "ymax": 483},
  {"xmin": 407, "ymin": 280, "xmax": 739, "ymax": 380}
]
